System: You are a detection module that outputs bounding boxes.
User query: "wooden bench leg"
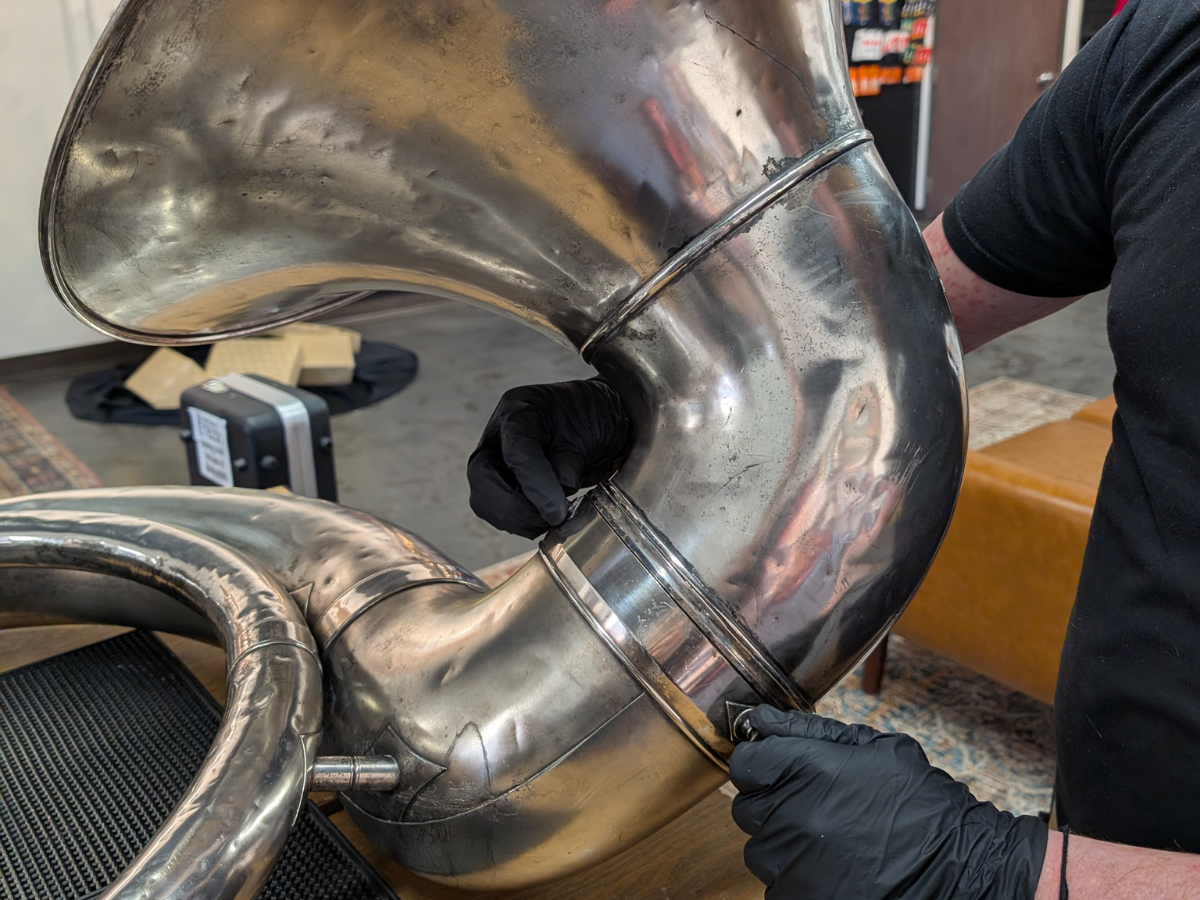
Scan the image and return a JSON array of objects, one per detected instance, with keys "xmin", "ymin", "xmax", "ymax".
[{"xmin": 861, "ymin": 634, "xmax": 889, "ymax": 695}]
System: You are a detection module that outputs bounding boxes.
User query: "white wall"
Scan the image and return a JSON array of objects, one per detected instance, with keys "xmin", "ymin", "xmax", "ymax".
[
  {"xmin": 0, "ymin": 0, "xmax": 122, "ymax": 360},
  {"xmin": 1062, "ymin": 0, "xmax": 1085, "ymax": 67}
]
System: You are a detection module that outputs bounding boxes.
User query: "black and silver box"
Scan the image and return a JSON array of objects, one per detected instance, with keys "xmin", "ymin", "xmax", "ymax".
[{"xmin": 180, "ymin": 374, "xmax": 337, "ymax": 501}]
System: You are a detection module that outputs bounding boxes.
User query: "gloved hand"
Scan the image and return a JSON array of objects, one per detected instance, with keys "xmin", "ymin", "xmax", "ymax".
[
  {"xmin": 730, "ymin": 706, "xmax": 1047, "ymax": 900},
  {"xmin": 467, "ymin": 379, "xmax": 632, "ymax": 538}
]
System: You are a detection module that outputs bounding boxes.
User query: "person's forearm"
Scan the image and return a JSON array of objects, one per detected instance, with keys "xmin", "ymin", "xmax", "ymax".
[
  {"xmin": 1035, "ymin": 830, "xmax": 1200, "ymax": 899},
  {"xmin": 923, "ymin": 215, "xmax": 1082, "ymax": 353}
]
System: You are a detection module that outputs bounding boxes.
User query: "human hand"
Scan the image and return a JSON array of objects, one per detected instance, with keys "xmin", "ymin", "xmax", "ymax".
[
  {"xmin": 730, "ymin": 706, "xmax": 1047, "ymax": 900},
  {"xmin": 467, "ymin": 379, "xmax": 632, "ymax": 538}
]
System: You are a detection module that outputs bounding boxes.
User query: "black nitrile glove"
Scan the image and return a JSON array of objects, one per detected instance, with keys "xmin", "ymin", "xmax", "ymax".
[
  {"xmin": 467, "ymin": 379, "xmax": 632, "ymax": 538},
  {"xmin": 730, "ymin": 706, "xmax": 1047, "ymax": 900}
]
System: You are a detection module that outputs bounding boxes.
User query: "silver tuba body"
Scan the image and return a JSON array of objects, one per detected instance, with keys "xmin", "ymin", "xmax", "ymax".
[{"xmin": 13, "ymin": 0, "xmax": 967, "ymax": 895}]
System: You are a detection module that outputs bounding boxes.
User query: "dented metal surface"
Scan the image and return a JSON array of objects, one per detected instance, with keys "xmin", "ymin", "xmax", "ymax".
[
  {"xmin": 42, "ymin": 0, "xmax": 859, "ymax": 346},
  {"xmin": 0, "ymin": 489, "xmax": 727, "ymax": 888},
  {"xmin": 21, "ymin": 0, "xmax": 967, "ymax": 892},
  {"xmin": 0, "ymin": 506, "xmax": 322, "ymax": 900}
]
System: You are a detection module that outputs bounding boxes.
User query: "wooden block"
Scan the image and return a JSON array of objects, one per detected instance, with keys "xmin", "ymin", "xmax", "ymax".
[
  {"xmin": 123, "ymin": 348, "xmax": 208, "ymax": 410},
  {"xmin": 289, "ymin": 330, "xmax": 357, "ymax": 387},
  {"xmin": 204, "ymin": 337, "xmax": 303, "ymax": 386},
  {"xmin": 271, "ymin": 321, "xmax": 362, "ymax": 352}
]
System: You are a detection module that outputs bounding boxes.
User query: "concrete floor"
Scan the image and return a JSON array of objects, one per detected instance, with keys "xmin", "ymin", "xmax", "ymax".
[
  {"xmin": 7, "ymin": 290, "xmax": 1113, "ymax": 572},
  {"xmin": 9, "ymin": 303, "xmax": 593, "ymax": 570}
]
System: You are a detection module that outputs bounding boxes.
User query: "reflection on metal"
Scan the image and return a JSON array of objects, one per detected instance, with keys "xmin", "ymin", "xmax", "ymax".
[
  {"xmin": 312, "ymin": 564, "xmax": 485, "ymax": 648},
  {"xmin": 540, "ymin": 540, "xmax": 732, "ymax": 765},
  {"xmin": 22, "ymin": 0, "xmax": 968, "ymax": 893},
  {"xmin": 589, "ymin": 480, "xmax": 811, "ymax": 713},
  {"xmin": 310, "ymin": 757, "xmax": 402, "ymax": 793},
  {"xmin": 578, "ymin": 127, "xmax": 874, "ymax": 359},
  {"xmin": 0, "ymin": 508, "xmax": 322, "ymax": 900}
]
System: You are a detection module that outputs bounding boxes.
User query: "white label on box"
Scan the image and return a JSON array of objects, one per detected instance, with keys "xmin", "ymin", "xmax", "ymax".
[
  {"xmin": 851, "ymin": 28, "xmax": 884, "ymax": 62},
  {"xmin": 188, "ymin": 407, "xmax": 234, "ymax": 487}
]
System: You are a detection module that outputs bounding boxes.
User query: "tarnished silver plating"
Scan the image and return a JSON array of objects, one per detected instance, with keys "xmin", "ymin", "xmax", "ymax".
[
  {"xmin": 312, "ymin": 563, "xmax": 485, "ymax": 647},
  {"xmin": 539, "ymin": 539, "xmax": 733, "ymax": 765},
  {"xmin": 589, "ymin": 481, "xmax": 811, "ymax": 711},
  {"xmin": 20, "ymin": 0, "xmax": 968, "ymax": 893},
  {"xmin": 0, "ymin": 508, "xmax": 322, "ymax": 900},
  {"xmin": 310, "ymin": 756, "xmax": 403, "ymax": 793},
  {"xmin": 578, "ymin": 128, "xmax": 874, "ymax": 359}
]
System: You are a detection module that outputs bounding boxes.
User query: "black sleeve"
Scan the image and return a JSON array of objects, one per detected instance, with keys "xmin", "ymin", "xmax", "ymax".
[{"xmin": 942, "ymin": 20, "xmax": 1119, "ymax": 298}]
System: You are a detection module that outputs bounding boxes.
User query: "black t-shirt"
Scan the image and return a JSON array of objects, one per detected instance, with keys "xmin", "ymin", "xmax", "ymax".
[{"xmin": 944, "ymin": 0, "xmax": 1200, "ymax": 851}]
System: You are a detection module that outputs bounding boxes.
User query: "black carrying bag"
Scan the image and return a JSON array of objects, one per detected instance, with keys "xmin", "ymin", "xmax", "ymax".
[{"xmin": 66, "ymin": 341, "xmax": 418, "ymax": 426}]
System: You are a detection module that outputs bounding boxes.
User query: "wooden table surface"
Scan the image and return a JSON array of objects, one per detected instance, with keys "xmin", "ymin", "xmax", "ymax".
[{"xmin": 1, "ymin": 624, "xmax": 764, "ymax": 900}]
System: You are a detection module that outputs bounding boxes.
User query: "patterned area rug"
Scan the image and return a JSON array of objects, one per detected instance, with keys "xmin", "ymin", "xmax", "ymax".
[
  {"xmin": 0, "ymin": 386, "xmax": 102, "ymax": 498},
  {"xmin": 969, "ymin": 377, "xmax": 1094, "ymax": 450},
  {"xmin": 818, "ymin": 637, "xmax": 1054, "ymax": 816}
]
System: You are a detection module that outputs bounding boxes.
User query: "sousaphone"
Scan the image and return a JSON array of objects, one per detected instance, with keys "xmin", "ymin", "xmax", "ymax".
[{"xmin": 10, "ymin": 0, "xmax": 966, "ymax": 895}]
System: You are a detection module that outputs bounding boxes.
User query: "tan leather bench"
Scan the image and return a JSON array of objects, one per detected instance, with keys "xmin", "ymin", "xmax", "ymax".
[{"xmin": 870, "ymin": 395, "xmax": 1116, "ymax": 705}]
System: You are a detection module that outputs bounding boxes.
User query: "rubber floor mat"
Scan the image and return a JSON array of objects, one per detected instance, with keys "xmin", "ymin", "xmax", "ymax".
[{"xmin": 0, "ymin": 629, "xmax": 398, "ymax": 900}]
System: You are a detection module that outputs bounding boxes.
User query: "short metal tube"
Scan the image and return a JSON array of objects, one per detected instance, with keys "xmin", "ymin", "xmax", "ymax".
[{"xmin": 310, "ymin": 757, "xmax": 401, "ymax": 793}]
